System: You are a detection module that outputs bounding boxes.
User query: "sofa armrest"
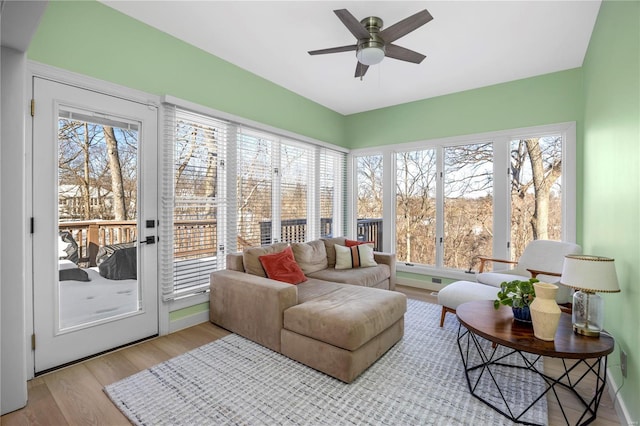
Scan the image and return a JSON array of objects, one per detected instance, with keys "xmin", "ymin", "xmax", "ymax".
[
  {"xmin": 210, "ymin": 270, "xmax": 298, "ymax": 352},
  {"xmin": 226, "ymin": 252, "xmax": 245, "ymax": 272},
  {"xmin": 374, "ymin": 252, "xmax": 397, "ymax": 291}
]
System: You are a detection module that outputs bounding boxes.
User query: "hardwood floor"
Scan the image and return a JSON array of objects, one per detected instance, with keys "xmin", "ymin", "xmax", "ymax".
[{"xmin": 2, "ymin": 286, "xmax": 621, "ymax": 425}]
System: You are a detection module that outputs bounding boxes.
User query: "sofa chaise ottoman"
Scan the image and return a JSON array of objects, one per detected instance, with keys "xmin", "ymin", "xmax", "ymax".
[{"xmin": 210, "ymin": 237, "xmax": 406, "ymax": 383}]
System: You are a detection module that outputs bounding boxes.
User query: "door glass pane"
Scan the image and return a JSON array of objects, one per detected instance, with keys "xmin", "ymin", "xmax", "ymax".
[
  {"xmin": 443, "ymin": 143, "xmax": 493, "ymax": 270},
  {"xmin": 510, "ymin": 136, "xmax": 563, "ymax": 259},
  {"xmin": 58, "ymin": 110, "xmax": 140, "ymax": 330},
  {"xmin": 356, "ymin": 154, "xmax": 383, "ymax": 250},
  {"xmin": 396, "ymin": 149, "xmax": 437, "ymax": 266}
]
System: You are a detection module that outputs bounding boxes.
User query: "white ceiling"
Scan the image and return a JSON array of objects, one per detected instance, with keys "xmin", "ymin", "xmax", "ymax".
[{"xmin": 101, "ymin": 1, "xmax": 601, "ymax": 115}]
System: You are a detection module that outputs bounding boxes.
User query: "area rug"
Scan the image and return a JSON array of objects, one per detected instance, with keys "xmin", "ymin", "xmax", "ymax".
[{"xmin": 105, "ymin": 299, "xmax": 548, "ymax": 425}]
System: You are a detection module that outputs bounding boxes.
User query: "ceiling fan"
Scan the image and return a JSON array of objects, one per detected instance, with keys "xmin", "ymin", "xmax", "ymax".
[{"xmin": 308, "ymin": 8, "xmax": 433, "ymax": 79}]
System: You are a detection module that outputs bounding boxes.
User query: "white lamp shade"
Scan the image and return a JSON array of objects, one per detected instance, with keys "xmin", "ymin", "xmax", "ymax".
[
  {"xmin": 560, "ymin": 255, "xmax": 620, "ymax": 293},
  {"xmin": 356, "ymin": 47, "xmax": 385, "ymax": 66}
]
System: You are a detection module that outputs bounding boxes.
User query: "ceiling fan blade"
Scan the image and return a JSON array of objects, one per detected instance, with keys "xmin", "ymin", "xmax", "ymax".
[
  {"xmin": 385, "ymin": 44, "xmax": 426, "ymax": 64},
  {"xmin": 379, "ymin": 9, "xmax": 433, "ymax": 43},
  {"xmin": 308, "ymin": 45, "xmax": 357, "ymax": 56},
  {"xmin": 334, "ymin": 9, "xmax": 371, "ymax": 40},
  {"xmin": 355, "ymin": 62, "xmax": 369, "ymax": 78}
]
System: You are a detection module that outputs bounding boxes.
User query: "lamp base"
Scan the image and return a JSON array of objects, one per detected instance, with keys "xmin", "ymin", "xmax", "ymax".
[{"xmin": 573, "ymin": 323, "xmax": 600, "ymax": 337}]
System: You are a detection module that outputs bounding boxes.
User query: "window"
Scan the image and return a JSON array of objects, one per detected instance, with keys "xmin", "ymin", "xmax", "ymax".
[
  {"xmin": 161, "ymin": 101, "xmax": 347, "ymax": 300},
  {"xmin": 350, "ymin": 122, "xmax": 575, "ymax": 278},
  {"xmin": 509, "ymin": 136, "xmax": 563, "ymax": 260},
  {"xmin": 443, "ymin": 142, "xmax": 493, "ymax": 270},
  {"xmin": 237, "ymin": 128, "xmax": 274, "ymax": 248},
  {"xmin": 319, "ymin": 149, "xmax": 345, "ymax": 238},
  {"xmin": 161, "ymin": 108, "xmax": 227, "ymax": 299},
  {"xmin": 355, "ymin": 154, "xmax": 384, "ymax": 250},
  {"xmin": 395, "ymin": 149, "xmax": 437, "ymax": 266}
]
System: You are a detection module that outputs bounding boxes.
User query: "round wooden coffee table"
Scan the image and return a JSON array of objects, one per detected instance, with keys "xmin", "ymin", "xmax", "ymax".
[{"xmin": 456, "ymin": 300, "xmax": 614, "ymax": 426}]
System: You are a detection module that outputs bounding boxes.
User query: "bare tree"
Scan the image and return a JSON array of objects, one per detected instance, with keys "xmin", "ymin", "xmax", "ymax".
[
  {"xmin": 396, "ymin": 150, "xmax": 437, "ymax": 264},
  {"xmin": 526, "ymin": 138, "xmax": 561, "ymax": 239},
  {"xmin": 104, "ymin": 126, "xmax": 127, "ymax": 220}
]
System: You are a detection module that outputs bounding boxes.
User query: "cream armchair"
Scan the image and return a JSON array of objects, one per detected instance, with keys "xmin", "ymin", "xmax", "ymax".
[{"xmin": 476, "ymin": 240, "xmax": 582, "ymax": 304}]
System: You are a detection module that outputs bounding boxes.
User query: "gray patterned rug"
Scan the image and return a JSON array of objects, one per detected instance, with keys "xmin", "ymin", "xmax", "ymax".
[{"xmin": 105, "ymin": 299, "xmax": 547, "ymax": 425}]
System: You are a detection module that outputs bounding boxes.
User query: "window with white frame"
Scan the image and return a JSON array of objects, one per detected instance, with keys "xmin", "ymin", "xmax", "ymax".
[
  {"xmin": 395, "ymin": 148, "xmax": 437, "ymax": 266},
  {"xmin": 356, "ymin": 154, "xmax": 384, "ymax": 250},
  {"xmin": 352, "ymin": 123, "xmax": 576, "ymax": 277},
  {"xmin": 161, "ymin": 103, "xmax": 347, "ymax": 300}
]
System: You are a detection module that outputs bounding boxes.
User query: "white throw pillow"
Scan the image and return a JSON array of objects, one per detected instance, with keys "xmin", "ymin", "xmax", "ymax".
[{"xmin": 334, "ymin": 243, "xmax": 377, "ymax": 270}]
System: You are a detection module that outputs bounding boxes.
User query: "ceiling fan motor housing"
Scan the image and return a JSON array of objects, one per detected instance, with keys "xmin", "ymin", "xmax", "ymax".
[{"xmin": 357, "ymin": 16, "xmax": 385, "ymax": 65}]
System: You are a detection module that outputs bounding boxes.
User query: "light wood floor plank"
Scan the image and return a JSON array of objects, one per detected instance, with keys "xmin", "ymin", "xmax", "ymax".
[
  {"xmin": 84, "ymin": 350, "xmax": 140, "ymax": 387},
  {"xmin": 1, "ymin": 377, "xmax": 68, "ymax": 426},
  {"xmin": 119, "ymin": 338, "xmax": 174, "ymax": 371},
  {"xmin": 43, "ymin": 364, "xmax": 128, "ymax": 425},
  {"xmin": 1, "ymin": 285, "xmax": 620, "ymax": 425}
]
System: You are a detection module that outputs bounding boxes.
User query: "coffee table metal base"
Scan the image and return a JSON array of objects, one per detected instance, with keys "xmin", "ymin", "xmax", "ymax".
[{"xmin": 457, "ymin": 324, "xmax": 609, "ymax": 426}]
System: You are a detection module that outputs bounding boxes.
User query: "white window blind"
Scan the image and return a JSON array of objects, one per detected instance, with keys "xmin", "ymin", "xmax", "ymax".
[
  {"xmin": 161, "ymin": 106, "xmax": 228, "ymax": 300},
  {"xmin": 320, "ymin": 149, "xmax": 346, "ymax": 238},
  {"xmin": 161, "ymin": 99, "xmax": 348, "ymax": 301},
  {"xmin": 236, "ymin": 127, "xmax": 274, "ymax": 249},
  {"xmin": 279, "ymin": 140, "xmax": 312, "ymax": 243}
]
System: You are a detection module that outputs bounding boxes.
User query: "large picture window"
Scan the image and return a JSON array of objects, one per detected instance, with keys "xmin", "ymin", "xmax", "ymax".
[
  {"xmin": 395, "ymin": 149, "xmax": 437, "ymax": 266},
  {"xmin": 443, "ymin": 142, "xmax": 493, "ymax": 270},
  {"xmin": 351, "ymin": 123, "xmax": 576, "ymax": 278},
  {"xmin": 509, "ymin": 136, "xmax": 563, "ymax": 260}
]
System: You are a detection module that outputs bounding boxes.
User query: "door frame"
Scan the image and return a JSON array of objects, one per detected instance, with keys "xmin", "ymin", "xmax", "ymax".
[{"xmin": 25, "ymin": 62, "xmax": 169, "ymax": 378}]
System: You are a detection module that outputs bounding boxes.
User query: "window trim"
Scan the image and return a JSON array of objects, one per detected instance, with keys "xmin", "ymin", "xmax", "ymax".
[{"xmin": 349, "ymin": 121, "xmax": 577, "ymax": 277}]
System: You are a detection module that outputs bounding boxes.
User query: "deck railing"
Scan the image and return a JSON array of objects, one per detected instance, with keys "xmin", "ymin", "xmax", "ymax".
[
  {"xmin": 59, "ymin": 220, "xmax": 137, "ymax": 266},
  {"xmin": 259, "ymin": 218, "xmax": 383, "ymax": 251},
  {"xmin": 60, "ymin": 217, "xmax": 384, "ymax": 266}
]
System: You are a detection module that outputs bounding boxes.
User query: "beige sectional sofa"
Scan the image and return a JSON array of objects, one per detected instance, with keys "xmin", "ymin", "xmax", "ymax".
[{"xmin": 210, "ymin": 237, "xmax": 406, "ymax": 383}]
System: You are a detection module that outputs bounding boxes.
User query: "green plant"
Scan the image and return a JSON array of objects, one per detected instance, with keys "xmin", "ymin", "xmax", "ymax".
[{"xmin": 493, "ymin": 277, "xmax": 539, "ymax": 309}]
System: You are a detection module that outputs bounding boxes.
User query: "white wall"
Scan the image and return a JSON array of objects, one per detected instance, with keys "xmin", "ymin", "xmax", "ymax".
[
  {"xmin": 0, "ymin": 1, "xmax": 47, "ymax": 414},
  {"xmin": 0, "ymin": 45, "xmax": 28, "ymax": 415}
]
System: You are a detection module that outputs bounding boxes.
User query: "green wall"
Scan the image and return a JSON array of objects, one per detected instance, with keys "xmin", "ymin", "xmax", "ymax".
[
  {"xmin": 28, "ymin": 0, "xmax": 346, "ymax": 146},
  {"xmin": 344, "ymin": 68, "xmax": 583, "ymax": 148},
  {"xmin": 582, "ymin": 0, "xmax": 640, "ymax": 421}
]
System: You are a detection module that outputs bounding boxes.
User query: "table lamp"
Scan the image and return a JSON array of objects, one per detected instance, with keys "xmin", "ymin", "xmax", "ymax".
[{"xmin": 560, "ymin": 255, "xmax": 619, "ymax": 337}]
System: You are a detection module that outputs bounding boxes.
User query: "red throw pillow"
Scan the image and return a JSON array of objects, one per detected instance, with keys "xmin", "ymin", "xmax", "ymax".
[
  {"xmin": 345, "ymin": 239, "xmax": 375, "ymax": 247},
  {"xmin": 258, "ymin": 246, "xmax": 307, "ymax": 285}
]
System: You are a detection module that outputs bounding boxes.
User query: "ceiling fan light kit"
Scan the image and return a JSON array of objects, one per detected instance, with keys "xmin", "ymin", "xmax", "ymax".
[
  {"xmin": 308, "ymin": 8, "xmax": 433, "ymax": 78},
  {"xmin": 356, "ymin": 43, "xmax": 385, "ymax": 66}
]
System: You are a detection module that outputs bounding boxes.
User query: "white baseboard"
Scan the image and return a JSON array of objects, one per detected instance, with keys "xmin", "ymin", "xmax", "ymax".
[
  {"xmin": 606, "ymin": 367, "xmax": 636, "ymax": 425},
  {"xmin": 169, "ymin": 310, "xmax": 210, "ymax": 333},
  {"xmin": 397, "ymin": 276, "xmax": 446, "ymax": 292}
]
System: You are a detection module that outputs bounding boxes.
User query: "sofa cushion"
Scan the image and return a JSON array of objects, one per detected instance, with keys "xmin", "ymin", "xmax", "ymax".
[
  {"xmin": 291, "ymin": 240, "xmax": 328, "ymax": 274},
  {"xmin": 345, "ymin": 239, "xmax": 374, "ymax": 247},
  {"xmin": 335, "ymin": 243, "xmax": 377, "ymax": 269},
  {"xmin": 243, "ymin": 243, "xmax": 289, "ymax": 277},
  {"xmin": 259, "ymin": 246, "xmax": 307, "ymax": 285},
  {"xmin": 306, "ymin": 264, "xmax": 390, "ymax": 288},
  {"xmin": 283, "ymin": 285, "xmax": 406, "ymax": 351},
  {"xmin": 321, "ymin": 237, "xmax": 346, "ymax": 268},
  {"xmin": 295, "ymin": 279, "xmax": 344, "ymax": 303}
]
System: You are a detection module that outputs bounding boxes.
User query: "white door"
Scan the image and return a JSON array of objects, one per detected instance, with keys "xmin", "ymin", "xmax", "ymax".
[{"xmin": 32, "ymin": 77, "xmax": 158, "ymax": 373}]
